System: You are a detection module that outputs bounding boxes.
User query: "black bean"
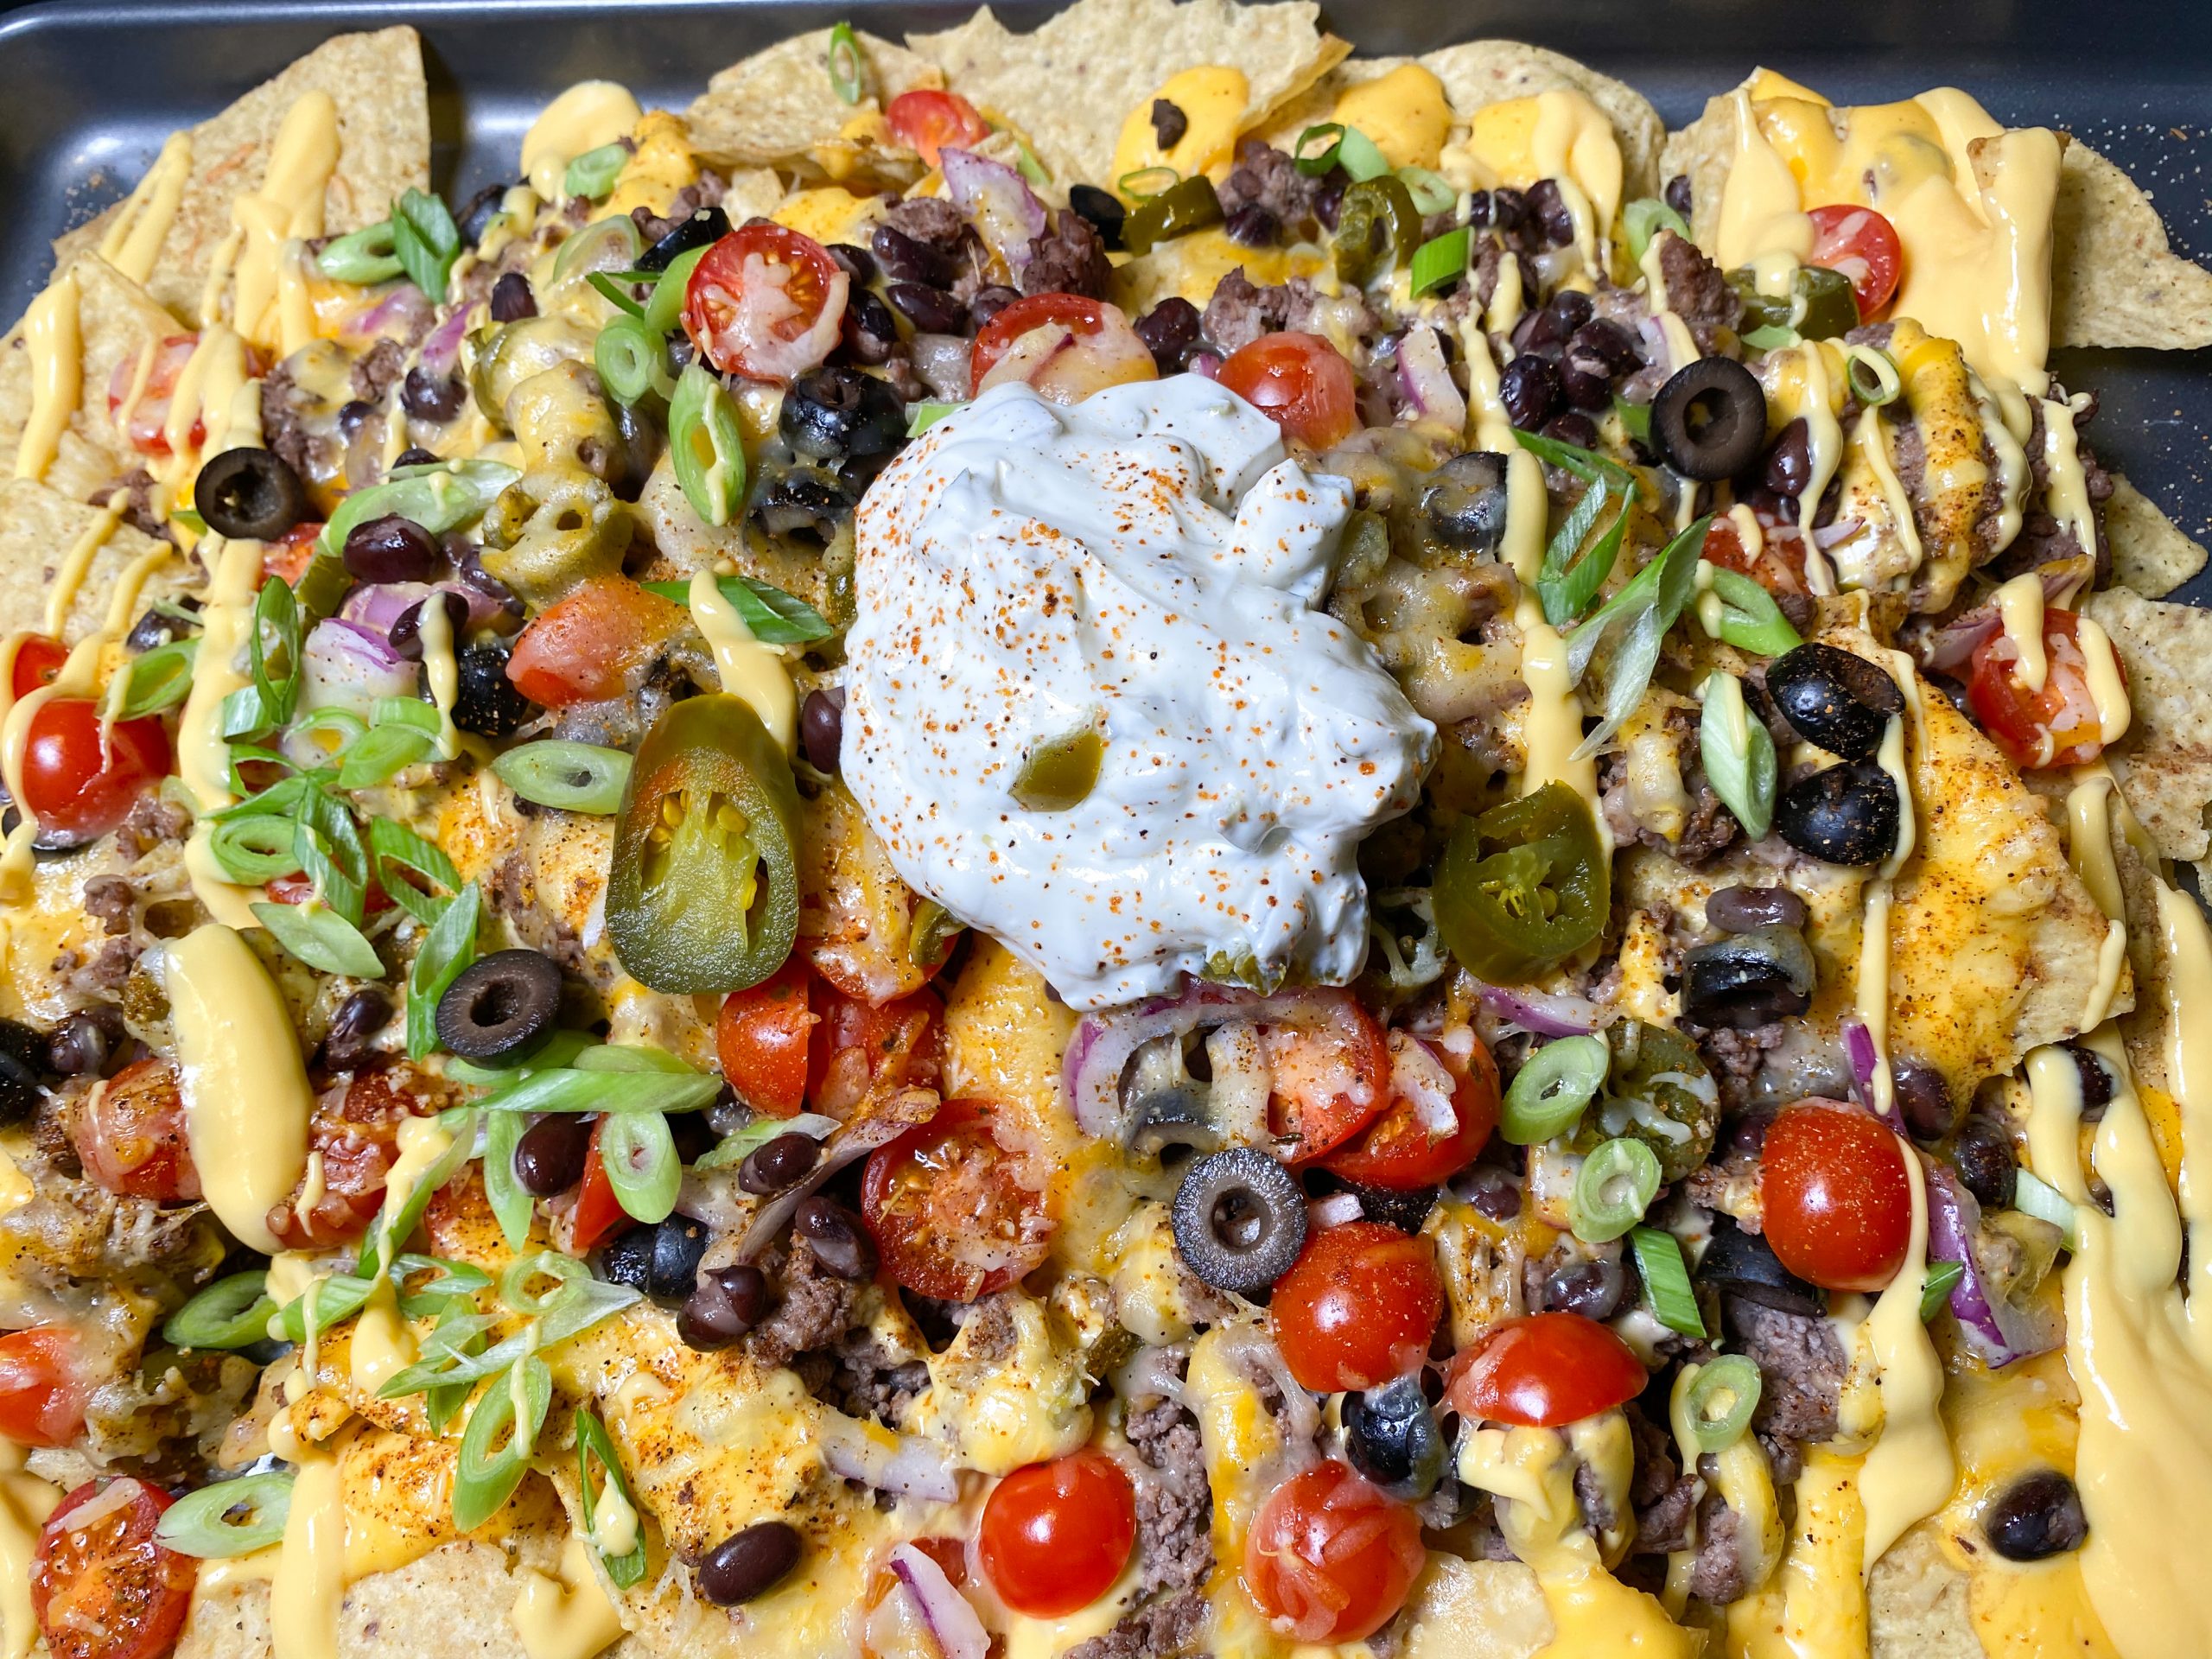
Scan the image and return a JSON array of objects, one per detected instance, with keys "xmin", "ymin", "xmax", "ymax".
[
  {"xmin": 393, "ymin": 447, "xmax": 439, "ymax": 469},
  {"xmin": 739, "ymin": 1132, "xmax": 822, "ymax": 1196},
  {"xmin": 1664, "ymin": 174, "xmax": 1694, "ymax": 219},
  {"xmin": 1985, "ymin": 1471, "xmax": 2087, "ymax": 1560},
  {"xmin": 1490, "ymin": 187, "xmax": 1529, "ymax": 234},
  {"xmin": 435, "ymin": 949, "xmax": 562, "ymax": 1064},
  {"xmin": 1543, "ymin": 1255, "xmax": 1627, "ymax": 1320},
  {"xmin": 1466, "ymin": 190, "xmax": 1495, "ymax": 229},
  {"xmin": 800, "ymin": 688, "xmax": 844, "ymax": 773},
  {"xmin": 1542, "ymin": 410, "xmax": 1599, "ymax": 450},
  {"xmin": 840, "ymin": 288, "xmax": 900, "ymax": 365},
  {"xmin": 645, "ymin": 1215, "xmax": 709, "ymax": 1303},
  {"xmin": 1774, "ymin": 760, "xmax": 1900, "ymax": 867},
  {"xmin": 1133, "ymin": 296, "xmax": 1202, "ymax": 374},
  {"xmin": 0, "ymin": 1022, "xmax": 44, "ymax": 1125},
  {"xmin": 46, "ymin": 1007, "xmax": 124, "ymax": 1077},
  {"xmin": 1893, "ymin": 1057, "xmax": 1958, "ymax": 1143},
  {"xmin": 1558, "ymin": 352, "xmax": 1612, "ymax": 411},
  {"xmin": 194, "ymin": 448, "xmax": 308, "ymax": 541},
  {"xmin": 1570, "ymin": 318, "xmax": 1641, "ymax": 373},
  {"xmin": 1224, "ymin": 204, "xmax": 1281, "ymax": 247},
  {"xmin": 697, "ymin": 1522, "xmax": 802, "ymax": 1605},
  {"xmin": 1524, "ymin": 179, "xmax": 1576, "ymax": 247},
  {"xmin": 458, "ymin": 182, "xmax": 511, "ymax": 246},
  {"xmin": 826, "ymin": 242, "xmax": 877, "ymax": 284},
  {"xmin": 336, "ymin": 399, "xmax": 375, "ymax": 437},
  {"xmin": 1767, "ymin": 642, "xmax": 1908, "ymax": 760},
  {"xmin": 1150, "ymin": 99, "xmax": 1188, "ymax": 149},
  {"xmin": 793, "ymin": 1196, "xmax": 875, "ymax": 1280},
  {"xmin": 886, "ymin": 282, "xmax": 965, "ymax": 334},
  {"xmin": 342, "ymin": 513, "xmax": 438, "ymax": 584},
  {"xmin": 401, "ymin": 367, "xmax": 466, "ymax": 423},
  {"xmin": 513, "ymin": 1114, "xmax": 593, "ymax": 1196},
  {"xmin": 2062, "ymin": 1039, "xmax": 2116, "ymax": 1122},
  {"xmin": 489, "ymin": 272, "xmax": 537, "ymax": 323},
  {"xmin": 453, "ymin": 641, "xmax": 535, "ymax": 738},
  {"xmin": 870, "ymin": 224, "xmax": 950, "ymax": 287},
  {"xmin": 321, "ymin": 988, "xmax": 392, "ymax": 1069},
  {"xmin": 1705, "ymin": 885, "xmax": 1808, "ymax": 934},
  {"xmin": 1763, "ymin": 417, "xmax": 1814, "ymax": 497},
  {"xmin": 124, "ymin": 601, "xmax": 196, "ymax": 653},
  {"xmin": 1313, "ymin": 169, "xmax": 1349, "ymax": 232},
  {"xmin": 1954, "ymin": 1116, "xmax": 2018, "ymax": 1210},
  {"xmin": 1460, "ymin": 1164, "xmax": 1522, "ymax": 1223},
  {"xmin": 388, "ymin": 591, "xmax": 469, "ymax": 662},
  {"xmin": 966, "ymin": 285, "xmax": 1020, "ymax": 329},
  {"xmin": 678, "ymin": 1263, "xmax": 771, "ymax": 1351},
  {"xmin": 1497, "ymin": 353, "xmax": 1560, "ymax": 430},
  {"xmin": 1522, "ymin": 289, "xmax": 1593, "ymax": 353},
  {"xmin": 1067, "ymin": 184, "xmax": 1126, "ymax": 251}
]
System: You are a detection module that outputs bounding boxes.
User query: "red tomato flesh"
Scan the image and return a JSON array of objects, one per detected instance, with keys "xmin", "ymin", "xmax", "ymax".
[
  {"xmin": 885, "ymin": 89, "xmax": 990, "ymax": 168},
  {"xmin": 1321, "ymin": 1033, "xmax": 1498, "ymax": 1190},
  {"xmin": 1268, "ymin": 1219, "xmax": 1443, "ymax": 1394},
  {"xmin": 1761, "ymin": 1100, "xmax": 1912, "ymax": 1293},
  {"xmin": 1217, "ymin": 332, "xmax": 1359, "ymax": 449},
  {"xmin": 807, "ymin": 981, "xmax": 943, "ymax": 1116},
  {"xmin": 969, "ymin": 293, "xmax": 1112, "ymax": 384},
  {"xmin": 861, "ymin": 1098, "xmax": 1052, "ymax": 1301},
  {"xmin": 569, "ymin": 1122, "xmax": 626, "ymax": 1253},
  {"xmin": 505, "ymin": 577, "xmax": 685, "ymax": 709},
  {"xmin": 10, "ymin": 636, "xmax": 66, "ymax": 699},
  {"xmin": 105, "ymin": 334, "xmax": 202, "ymax": 459},
  {"xmin": 266, "ymin": 1065, "xmax": 439, "ymax": 1250},
  {"xmin": 18, "ymin": 700, "xmax": 172, "ymax": 843},
  {"xmin": 1260, "ymin": 990, "xmax": 1391, "ymax": 1165},
  {"xmin": 978, "ymin": 1450, "xmax": 1136, "ymax": 1618},
  {"xmin": 718, "ymin": 957, "xmax": 817, "ymax": 1119},
  {"xmin": 73, "ymin": 1058, "xmax": 198, "ymax": 1204},
  {"xmin": 1445, "ymin": 1312, "xmax": 1649, "ymax": 1429},
  {"xmin": 0, "ymin": 1327, "xmax": 89, "ymax": 1449},
  {"xmin": 1967, "ymin": 607, "xmax": 2121, "ymax": 770},
  {"xmin": 683, "ymin": 224, "xmax": 849, "ymax": 385},
  {"xmin": 1806, "ymin": 204, "xmax": 1903, "ymax": 321},
  {"xmin": 1243, "ymin": 1461, "xmax": 1424, "ymax": 1643},
  {"xmin": 33, "ymin": 1477, "xmax": 195, "ymax": 1659}
]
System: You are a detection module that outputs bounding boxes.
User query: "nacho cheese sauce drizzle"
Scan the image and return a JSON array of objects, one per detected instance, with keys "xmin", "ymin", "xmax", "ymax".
[
  {"xmin": 14, "ymin": 271, "xmax": 82, "ymax": 483},
  {"xmin": 841, "ymin": 375, "xmax": 1435, "ymax": 1008},
  {"xmin": 176, "ymin": 534, "xmax": 271, "ymax": 925},
  {"xmin": 522, "ymin": 81, "xmax": 645, "ymax": 201},
  {"xmin": 688, "ymin": 565, "xmax": 797, "ymax": 752}
]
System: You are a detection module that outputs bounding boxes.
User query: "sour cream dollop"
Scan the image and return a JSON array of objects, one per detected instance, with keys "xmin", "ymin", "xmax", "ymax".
[{"xmin": 842, "ymin": 377, "xmax": 1437, "ymax": 1009}]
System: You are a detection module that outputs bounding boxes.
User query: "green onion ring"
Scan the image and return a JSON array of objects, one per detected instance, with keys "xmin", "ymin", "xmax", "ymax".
[
  {"xmin": 162, "ymin": 1272, "xmax": 277, "ymax": 1351},
  {"xmin": 499, "ymin": 1250, "xmax": 590, "ymax": 1318},
  {"xmin": 1500, "ymin": 1034, "xmax": 1610, "ymax": 1145},
  {"xmin": 155, "ymin": 1472, "xmax": 295, "ymax": 1558},
  {"xmin": 491, "ymin": 741, "xmax": 634, "ymax": 815},
  {"xmin": 1683, "ymin": 1354, "xmax": 1764, "ymax": 1452},
  {"xmin": 1570, "ymin": 1136, "xmax": 1662, "ymax": 1243},
  {"xmin": 453, "ymin": 1355, "xmax": 551, "ymax": 1531}
]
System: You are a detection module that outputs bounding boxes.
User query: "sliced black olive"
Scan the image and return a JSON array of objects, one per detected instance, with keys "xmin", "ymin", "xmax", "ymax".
[
  {"xmin": 1068, "ymin": 184, "xmax": 1126, "ymax": 251},
  {"xmin": 434, "ymin": 948, "xmax": 562, "ymax": 1064},
  {"xmin": 1700, "ymin": 1217, "xmax": 1823, "ymax": 1317},
  {"xmin": 1681, "ymin": 925, "xmax": 1816, "ymax": 1028},
  {"xmin": 599, "ymin": 1216, "xmax": 709, "ymax": 1305},
  {"xmin": 1775, "ymin": 760, "xmax": 1900, "ymax": 868},
  {"xmin": 639, "ymin": 206, "xmax": 731, "ymax": 271},
  {"xmin": 1422, "ymin": 451, "xmax": 1510, "ymax": 553},
  {"xmin": 1127, "ymin": 1086, "xmax": 1221, "ymax": 1159},
  {"xmin": 1541, "ymin": 1252, "xmax": 1627, "ymax": 1319},
  {"xmin": 779, "ymin": 366, "xmax": 906, "ymax": 467},
  {"xmin": 1704, "ymin": 884, "xmax": 1808, "ymax": 934},
  {"xmin": 750, "ymin": 463, "xmax": 855, "ymax": 544},
  {"xmin": 679, "ymin": 1263, "xmax": 770, "ymax": 1351},
  {"xmin": 1344, "ymin": 1373, "xmax": 1446, "ymax": 1500},
  {"xmin": 0, "ymin": 1020, "xmax": 45, "ymax": 1125},
  {"xmin": 1984, "ymin": 1470, "xmax": 2087, "ymax": 1560},
  {"xmin": 452, "ymin": 640, "xmax": 534, "ymax": 738},
  {"xmin": 457, "ymin": 181, "xmax": 511, "ymax": 246},
  {"xmin": 1893, "ymin": 1057, "xmax": 1958, "ymax": 1142},
  {"xmin": 598, "ymin": 1223, "xmax": 655, "ymax": 1294},
  {"xmin": 194, "ymin": 448, "xmax": 308, "ymax": 541},
  {"xmin": 1953, "ymin": 1115, "xmax": 2018, "ymax": 1210},
  {"xmin": 513, "ymin": 1113, "xmax": 593, "ymax": 1196},
  {"xmin": 1170, "ymin": 1147, "xmax": 1306, "ymax": 1294},
  {"xmin": 1766, "ymin": 642, "xmax": 1905, "ymax": 760},
  {"xmin": 1650, "ymin": 358, "xmax": 1767, "ymax": 480},
  {"xmin": 698, "ymin": 1521, "xmax": 802, "ymax": 1605},
  {"xmin": 1338, "ymin": 1180, "xmax": 1439, "ymax": 1234}
]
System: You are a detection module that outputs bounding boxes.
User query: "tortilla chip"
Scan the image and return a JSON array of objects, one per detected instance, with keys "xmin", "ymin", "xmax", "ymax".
[
  {"xmin": 2082, "ymin": 585, "xmax": 2212, "ymax": 864},
  {"xmin": 2107, "ymin": 474, "xmax": 2208, "ymax": 598},
  {"xmin": 0, "ymin": 478, "xmax": 181, "ymax": 642},
  {"xmin": 1659, "ymin": 84, "xmax": 1746, "ymax": 251},
  {"xmin": 52, "ymin": 29, "xmax": 429, "ymax": 330},
  {"xmin": 0, "ymin": 255, "xmax": 185, "ymax": 505},
  {"xmin": 1415, "ymin": 41, "xmax": 1666, "ymax": 201},
  {"xmin": 907, "ymin": 0, "xmax": 1346, "ymax": 193},
  {"xmin": 1866, "ymin": 1525, "xmax": 1983, "ymax": 1657},
  {"xmin": 2053, "ymin": 143, "xmax": 2212, "ymax": 351},
  {"xmin": 1401, "ymin": 1554, "xmax": 1554, "ymax": 1658},
  {"xmin": 683, "ymin": 28, "xmax": 944, "ymax": 172}
]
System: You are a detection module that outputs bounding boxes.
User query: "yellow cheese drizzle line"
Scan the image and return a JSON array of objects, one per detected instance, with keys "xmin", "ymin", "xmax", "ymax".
[
  {"xmin": 1662, "ymin": 1363, "xmax": 1785, "ymax": 1617},
  {"xmin": 14, "ymin": 270, "xmax": 81, "ymax": 482},
  {"xmin": 1993, "ymin": 569, "xmax": 2050, "ymax": 692},
  {"xmin": 1724, "ymin": 1447, "xmax": 1868, "ymax": 1659},
  {"xmin": 350, "ymin": 1116, "xmax": 454, "ymax": 1393},
  {"xmin": 1637, "ymin": 231, "xmax": 1701, "ymax": 375},
  {"xmin": 224, "ymin": 92, "xmax": 340, "ymax": 353},
  {"xmin": 2038, "ymin": 393, "xmax": 2098, "ymax": 562},
  {"xmin": 0, "ymin": 1440, "xmax": 60, "ymax": 1659},
  {"xmin": 511, "ymin": 1533, "xmax": 626, "ymax": 1659},
  {"xmin": 1853, "ymin": 404, "xmax": 1922, "ymax": 587},
  {"xmin": 98, "ymin": 131, "xmax": 194, "ymax": 286},
  {"xmin": 417, "ymin": 588, "xmax": 463, "ymax": 760},
  {"xmin": 175, "ymin": 535, "xmax": 266, "ymax": 925},
  {"xmin": 687, "ymin": 567, "xmax": 797, "ymax": 753},
  {"xmin": 268, "ymin": 1411, "xmax": 348, "ymax": 1659}
]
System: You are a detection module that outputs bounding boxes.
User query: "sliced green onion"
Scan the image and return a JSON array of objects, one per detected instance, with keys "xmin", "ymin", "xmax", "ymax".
[
  {"xmin": 334, "ymin": 724, "xmax": 434, "ymax": 791},
  {"xmin": 421, "ymin": 1299, "xmax": 493, "ymax": 1433},
  {"xmin": 492, "ymin": 741, "xmax": 633, "ymax": 814},
  {"xmin": 668, "ymin": 362, "xmax": 747, "ymax": 527},
  {"xmin": 454, "ymin": 1354, "xmax": 551, "ymax": 1531},
  {"xmin": 2013, "ymin": 1168, "xmax": 2079, "ymax": 1249},
  {"xmin": 317, "ymin": 221, "xmax": 403, "ymax": 285},
  {"xmin": 1623, "ymin": 197, "xmax": 1690, "ymax": 266},
  {"xmin": 551, "ymin": 215, "xmax": 645, "ymax": 285},
  {"xmin": 1630, "ymin": 1225, "xmax": 1707, "ymax": 1337},
  {"xmin": 1118, "ymin": 166, "xmax": 1179, "ymax": 200},
  {"xmin": 207, "ymin": 815, "xmax": 302, "ymax": 887},
  {"xmin": 474, "ymin": 1065, "xmax": 722, "ymax": 1117},
  {"xmin": 575, "ymin": 1408, "xmax": 648, "ymax": 1586},
  {"xmin": 1920, "ymin": 1260, "xmax": 1966, "ymax": 1321},
  {"xmin": 273, "ymin": 1273, "xmax": 378, "ymax": 1344},
  {"xmin": 406, "ymin": 880, "xmax": 480, "ymax": 1060},
  {"xmin": 1683, "ymin": 1355, "xmax": 1762, "ymax": 1452},
  {"xmin": 373, "ymin": 695, "xmax": 443, "ymax": 736},
  {"xmin": 1396, "ymin": 167, "xmax": 1456, "ymax": 216},
  {"xmin": 376, "ymin": 1278, "xmax": 638, "ymax": 1400},
  {"xmin": 355, "ymin": 1111, "xmax": 478, "ymax": 1276},
  {"xmin": 1611, "ymin": 394, "xmax": 1652, "ymax": 447},
  {"xmin": 563, "ymin": 143, "xmax": 629, "ymax": 202},
  {"xmin": 572, "ymin": 1044, "xmax": 701, "ymax": 1077},
  {"xmin": 907, "ymin": 400, "xmax": 960, "ymax": 436},
  {"xmin": 1741, "ymin": 323, "xmax": 1796, "ymax": 353},
  {"xmin": 1014, "ymin": 140, "xmax": 1049, "ymax": 188},
  {"xmin": 251, "ymin": 898, "xmax": 384, "ymax": 978},
  {"xmin": 392, "ymin": 187, "xmax": 463, "ymax": 305},
  {"xmin": 391, "ymin": 1254, "xmax": 493, "ymax": 1314},
  {"xmin": 1500, "ymin": 1034, "xmax": 1610, "ymax": 1145},
  {"xmin": 368, "ymin": 817, "xmax": 461, "ymax": 927},
  {"xmin": 586, "ymin": 270, "xmax": 646, "ymax": 318},
  {"xmin": 1699, "ymin": 671, "xmax": 1777, "ymax": 842},
  {"xmin": 826, "ymin": 21, "xmax": 865, "ymax": 105},
  {"xmin": 156, "ymin": 1472, "xmax": 294, "ymax": 1558},
  {"xmin": 599, "ymin": 1111, "xmax": 681, "ymax": 1224},
  {"xmin": 1291, "ymin": 122, "xmax": 1389, "ymax": 181},
  {"xmin": 1570, "ymin": 1136, "xmax": 1662, "ymax": 1243},
  {"xmin": 1563, "ymin": 512, "xmax": 1713, "ymax": 760},
  {"xmin": 639, "ymin": 575, "xmax": 831, "ymax": 645},
  {"xmin": 319, "ymin": 459, "xmax": 520, "ymax": 558},
  {"xmin": 483, "ymin": 1111, "xmax": 534, "ymax": 1255},
  {"xmin": 1408, "ymin": 228, "xmax": 1469, "ymax": 298},
  {"xmin": 118, "ymin": 639, "xmax": 198, "ymax": 718},
  {"xmin": 1707, "ymin": 568, "xmax": 1803, "ymax": 658},
  {"xmin": 444, "ymin": 1029, "xmax": 596, "ymax": 1086},
  {"xmin": 162, "ymin": 1272, "xmax": 276, "ymax": 1351},
  {"xmin": 499, "ymin": 1250, "xmax": 592, "ymax": 1316},
  {"xmin": 1845, "ymin": 345, "xmax": 1902, "ymax": 407},
  {"xmin": 640, "ymin": 245, "xmax": 707, "ymax": 338},
  {"xmin": 594, "ymin": 315, "xmax": 669, "ymax": 406}
]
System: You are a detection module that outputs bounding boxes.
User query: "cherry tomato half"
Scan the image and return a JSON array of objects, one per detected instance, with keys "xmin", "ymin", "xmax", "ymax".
[
  {"xmin": 1321, "ymin": 1033, "xmax": 1498, "ymax": 1190},
  {"xmin": 266, "ymin": 1065, "xmax": 440, "ymax": 1251},
  {"xmin": 1806, "ymin": 205, "xmax": 1903, "ymax": 322},
  {"xmin": 0, "ymin": 1327, "xmax": 88, "ymax": 1449},
  {"xmin": 1967, "ymin": 607, "xmax": 2123, "ymax": 770},
  {"xmin": 105, "ymin": 334, "xmax": 202, "ymax": 459},
  {"xmin": 505, "ymin": 577, "xmax": 686, "ymax": 709},
  {"xmin": 569, "ymin": 1122, "xmax": 625, "ymax": 1253},
  {"xmin": 1261, "ymin": 990, "xmax": 1392, "ymax": 1165},
  {"xmin": 968, "ymin": 293, "xmax": 1157, "ymax": 404},
  {"xmin": 10, "ymin": 636, "xmax": 66, "ymax": 700},
  {"xmin": 1761, "ymin": 1100, "xmax": 1912, "ymax": 1294},
  {"xmin": 18, "ymin": 700, "xmax": 172, "ymax": 844},
  {"xmin": 1269, "ymin": 1220, "xmax": 1442, "ymax": 1394},
  {"xmin": 719, "ymin": 957, "xmax": 817, "ymax": 1119},
  {"xmin": 978, "ymin": 1450, "xmax": 1137, "ymax": 1618},
  {"xmin": 861, "ymin": 1098, "xmax": 1052, "ymax": 1302},
  {"xmin": 73, "ymin": 1058, "xmax": 198, "ymax": 1204},
  {"xmin": 1243, "ymin": 1461, "xmax": 1424, "ymax": 1644},
  {"xmin": 1700, "ymin": 505, "xmax": 1809, "ymax": 598},
  {"xmin": 885, "ymin": 89, "xmax": 990, "ymax": 168},
  {"xmin": 32, "ymin": 1477, "xmax": 195, "ymax": 1659},
  {"xmin": 807, "ymin": 981, "xmax": 943, "ymax": 1116},
  {"xmin": 1217, "ymin": 332, "xmax": 1359, "ymax": 449},
  {"xmin": 1445, "ymin": 1312, "xmax": 1648, "ymax": 1429},
  {"xmin": 683, "ymin": 224, "xmax": 850, "ymax": 385}
]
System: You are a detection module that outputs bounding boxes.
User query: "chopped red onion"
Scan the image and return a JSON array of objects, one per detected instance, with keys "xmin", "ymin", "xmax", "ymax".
[
  {"xmin": 940, "ymin": 148, "xmax": 1047, "ymax": 280},
  {"xmin": 1476, "ymin": 984, "xmax": 1602, "ymax": 1038},
  {"xmin": 887, "ymin": 1543, "xmax": 988, "ymax": 1659},
  {"xmin": 1188, "ymin": 352, "xmax": 1223, "ymax": 379},
  {"xmin": 1923, "ymin": 1160, "xmax": 2062, "ymax": 1368},
  {"xmin": 1810, "ymin": 516, "xmax": 1866, "ymax": 550},
  {"xmin": 341, "ymin": 582, "xmax": 507, "ymax": 639},
  {"xmin": 687, "ymin": 1085, "xmax": 936, "ymax": 1255},
  {"xmin": 1840, "ymin": 1019, "xmax": 1901, "ymax": 1130},
  {"xmin": 1914, "ymin": 565, "xmax": 2083, "ymax": 674},
  {"xmin": 1395, "ymin": 326, "xmax": 1466, "ymax": 435},
  {"xmin": 822, "ymin": 1424, "xmax": 961, "ymax": 1503},
  {"xmin": 349, "ymin": 283, "xmax": 433, "ymax": 342},
  {"xmin": 420, "ymin": 306, "xmax": 473, "ymax": 378},
  {"xmin": 302, "ymin": 618, "xmax": 415, "ymax": 713}
]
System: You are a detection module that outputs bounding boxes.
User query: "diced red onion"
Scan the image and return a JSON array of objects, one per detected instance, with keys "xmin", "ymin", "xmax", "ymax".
[
  {"xmin": 342, "ymin": 581, "xmax": 508, "ymax": 638},
  {"xmin": 1914, "ymin": 565, "xmax": 2082, "ymax": 674},
  {"xmin": 1840, "ymin": 1019, "xmax": 1900, "ymax": 1131},
  {"xmin": 940, "ymin": 148, "xmax": 1047, "ymax": 279},
  {"xmin": 421, "ymin": 306, "xmax": 472, "ymax": 378},
  {"xmin": 887, "ymin": 1543, "xmax": 988, "ymax": 1659},
  {"xmin": 1810, "ymin": 516, "xmax": 1866, "ymax": 550},
  {"xmin": 350, "ymin": 283, "xmax": 433, "ymax": 342},
  {"xmin": 1389, "ymin": 1031, "xmax": 1459, "ymax": 1136},
  {"xmin": 1477, "ymin": 984, "xmax": 1602, "ymax": 1038},
  {"xmin": 302, "ymin": 618, "xmax": 415, "ymax": 712},
  {"xmin": 822, "ymin": 1424, "xmax": 960, "ymax": 1503},
  {"xmin": 1395, "ymin": 326, "xmax": 1466, "ymax": 434},
  {"xmin": 1922, "ymin": 1160, "xmax": 2062, "ymax": 1367},
  {"xmin": 1188, "ymin": 352, "xmax": 1223, "ymax": 379}
]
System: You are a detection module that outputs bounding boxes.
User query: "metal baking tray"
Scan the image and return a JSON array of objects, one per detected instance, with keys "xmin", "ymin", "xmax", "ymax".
[{"xmin": 2, "ymin": 0, "xmax": 2206, "ymax": 598}]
